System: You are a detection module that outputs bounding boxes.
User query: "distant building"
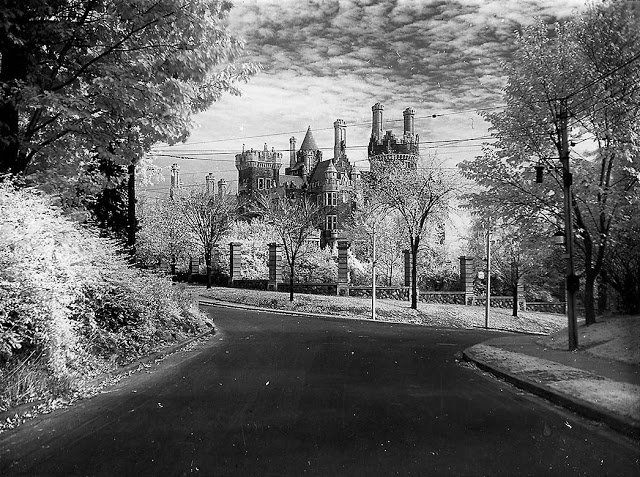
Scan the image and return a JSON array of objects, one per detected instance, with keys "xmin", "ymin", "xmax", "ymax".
[
  {"xmin": 236, "ymin": 120, "xmax": 360, "ymax": 249},
  {"xmin": 236, "ymin": 102, "xmax": 419, "ymax": 249}
]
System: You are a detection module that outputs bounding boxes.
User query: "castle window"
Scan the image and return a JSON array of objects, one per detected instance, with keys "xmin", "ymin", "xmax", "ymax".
[
  {"xmin": 326, "ymin": 215, "xmax": 337, "ymax": 231},
  {"xmin": 257, "ymin": 178, "xmax": 265, "ymax": 190},
  {"xmin": 325, "ymin": 192, "xmax": 337, "ymax": 207},
  {"xmin": 266, "ymin": 178, "xmax": 272, "ymax": 189}
]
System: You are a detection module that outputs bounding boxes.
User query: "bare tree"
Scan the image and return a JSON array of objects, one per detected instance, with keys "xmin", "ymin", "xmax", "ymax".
[
  {"xmin": 371, "ymin": 159, "xmax": 456, "ymax": 309},
  {"xmin": 260, "ymin": 194, "xmax": 322, "ymax": 302},
  {"xmin": 174, "ymin": 188, "xmax": 237, "ymax": 288}
]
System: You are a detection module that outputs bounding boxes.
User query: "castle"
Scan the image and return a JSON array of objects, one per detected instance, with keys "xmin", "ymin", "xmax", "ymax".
[{"xmin": 235, "ymin": 102, "xmax": 420, "ymax": 248}]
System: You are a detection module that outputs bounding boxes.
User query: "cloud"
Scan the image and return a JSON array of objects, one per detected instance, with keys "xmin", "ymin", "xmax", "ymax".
[{"xmin": 154, "ymin": 0, "xmax": 586, "ymax": 184}]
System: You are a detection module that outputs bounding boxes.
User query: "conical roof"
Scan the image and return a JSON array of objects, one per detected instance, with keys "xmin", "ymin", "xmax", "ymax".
[{"xmin": 299, "ymin": 126, "xmax": 319, "ymax": 151}]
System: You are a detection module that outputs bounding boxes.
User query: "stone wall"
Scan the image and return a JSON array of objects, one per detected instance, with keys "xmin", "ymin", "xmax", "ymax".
[
  {"xmin": 525, "ymin": 302, "xmax": 566, "ymax": 314},
  {"xmin": 419, "ymin": 291, "xmax": 466, "ymax": 305},
  {"xmin": 278, "ymin": 283, "xmax": 338, "ymax": 296},
  {"xmin": 349, "ymin": 287, "xmax": 410, "ymax": 300},
  {"xmin": 232, "ymin": 279, "xmax": 269, "ymax": 291}
]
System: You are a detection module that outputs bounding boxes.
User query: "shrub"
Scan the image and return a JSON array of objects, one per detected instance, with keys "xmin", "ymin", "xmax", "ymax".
[{"xmin": 0, "ymin": 181, "xmax": 208, "ymax": 410}]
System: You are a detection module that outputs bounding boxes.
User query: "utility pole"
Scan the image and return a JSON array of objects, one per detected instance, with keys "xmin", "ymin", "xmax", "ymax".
[
  {"xmin": 559, "ymin": 99, "xmax": 579, "ymax": 350},
  {"xmin": 372, "ymin": 226, "xmax": 377, "ymax": 321},
  {"xmin": 485, "ymin": 224, "xmax": 491, "ymax": 329}
]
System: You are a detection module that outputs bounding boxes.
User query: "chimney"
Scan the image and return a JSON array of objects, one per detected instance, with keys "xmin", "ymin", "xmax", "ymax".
[
  {"xmin": 403, "ymin": 107, "xmax": 415, "ymax": 136},
  {"xmin": 334, "ymin": 119, "xmax": 346, "ymax": 161},
  {"xmin": 372, "ymin": 103, "xmax": 384, "ymax": 142},
  {"xmin": 289, "ymin": 136, "xmax": 297, "ymax": 168}
]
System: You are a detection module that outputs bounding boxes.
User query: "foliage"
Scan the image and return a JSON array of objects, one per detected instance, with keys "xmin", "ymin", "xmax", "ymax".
[
  {"xmin": 286, "ymin": 245, "xmax": 338, "ymax": 283},
  {"xmin": 173, "ymin": 188, "xmax": 238, "ymax": 288},
  {"xmin": 259, "ymin": 194, "xmax": 322, "ymax": 301},
  {"xmin": 225, "ymin": 218, "xmax": 277, "ymax": 280},
  {"xmin": 458, "ymin": 2, "xmax": 640, "ymax": 324},
  {"xmin": 0, "ymin": 0, "xmax": 259, "ymax": 240},
  {"xmin": 136, "ymin": 197, "xmax": 194, "ymax": 271},
  {"xmin": 0, "ymin": 181, "xmax": 208, "ymax": 410},
  {"xmin": 369, "ymin": 158, "xmax": 456, "ymax": 308}
]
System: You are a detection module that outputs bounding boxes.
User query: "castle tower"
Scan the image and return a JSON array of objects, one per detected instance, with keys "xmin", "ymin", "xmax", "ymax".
[
  {"xmin": 403, "ymin": 107, "xmax": 415, "ymax": 137},
  {"xmin": 299, "ymin": 126, "xmax": 321, "ymax": 174},
  {"xmin": 334, "ymin": 119, "xmax": 347, "ymax": 161},
  {"xmin": 368, "ymin": 102, "xmax": 419, "ymax": 170},
  {"xmin": 371, "ymin": 102, "xmax": 384, "ymax": 143},
  {"xmin": 235, "ymin": 143, "xmax": 283, "ymax": 197},
  {"xmin": 289, "ymin": 136, "xmax": 297, "ymax": 169}
]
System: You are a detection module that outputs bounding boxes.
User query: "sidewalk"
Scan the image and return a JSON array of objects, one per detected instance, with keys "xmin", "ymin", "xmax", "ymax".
[{"xmin": 463, "ymin": 335, "xmax": 640, "ymax": 439}]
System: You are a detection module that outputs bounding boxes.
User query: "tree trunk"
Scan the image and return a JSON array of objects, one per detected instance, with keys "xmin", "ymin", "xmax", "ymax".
[
  {"xmin": 512, "ymin": 284, "xmax": 519, "ymax": 317},
  {"xmin": 127, "ymin": 162, "xmax": 137, "ymax": 262},
  {"xmin": 205, "ymin": 249, "xmax": 212, "ymax": 289},
  {"xmin": 411, "ymin": 239, "xmax": 419, "ymax": 309},
  {"xmin": 289, "ymin": 263, "xmax": 295, "ymax": 302},
  {"xmin": 583, "ymin": 271, "xmax": 597, "ymax": 325}
]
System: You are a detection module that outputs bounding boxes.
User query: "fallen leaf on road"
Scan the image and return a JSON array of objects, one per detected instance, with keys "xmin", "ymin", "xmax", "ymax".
[{"xmin": 266, "ymin": 381, "xmax": 270, "ymax": 386}]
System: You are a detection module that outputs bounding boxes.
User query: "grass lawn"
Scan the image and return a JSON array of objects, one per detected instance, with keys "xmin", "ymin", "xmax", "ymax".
[{"xmin": 197, "ymin": 286, "xmax": 568, "ymax": 335}]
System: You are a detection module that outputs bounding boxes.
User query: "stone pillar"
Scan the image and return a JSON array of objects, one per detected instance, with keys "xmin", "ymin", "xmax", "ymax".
[
  {"xmin": 229, "ymin": 242, "xmax": 242, "ymax": 285},
  {"xmin": 403, "ymin": 250, "xmax": 411, "ymax": 287},
  {"xmin": 268, "ymin": 243, "xmax": 283, "ymax": 291},
  {"xmin": 337, "ymin": 240, "xmax": 350, "ymax": 296},
  {"xmin": 459, "ymin": 256, "xmax": 475, "ymax": 305}
]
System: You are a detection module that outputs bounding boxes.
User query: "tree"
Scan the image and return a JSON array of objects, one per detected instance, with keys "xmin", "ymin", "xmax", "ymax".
[
  {"xmin": 260, "ymin": 194, "xmax": 322, "ymax": 302},
  {"xmin": 174, "ymin": 188, "xmax": 237, "ymax": 289},
  {"xmin": 136, "ymin": 197, "xmax": 192, "ymax": 273},
  {"xmin": 459, "ymin": 1, "xmax": 640, "ymax": 325},
  {"xmin": 0, "ymin": 0, "xmax": 257, "ymax": 172},
  {"xmin": 0, "ymin": 0, "xmax": 259, "ymax": 248},
  {"xmin": 370, "ymin": 159, "xmax": 455, "ymax": 309}
]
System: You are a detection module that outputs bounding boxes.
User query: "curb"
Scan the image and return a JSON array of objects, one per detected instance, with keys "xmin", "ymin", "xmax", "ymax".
[{"xmin": 462, "ymin": 347, "xmax": 640, "ymax": 440}]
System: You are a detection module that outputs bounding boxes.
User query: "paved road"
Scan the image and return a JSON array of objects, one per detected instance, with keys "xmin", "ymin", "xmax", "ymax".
[{"xmin": 1, "ymin": 306, "xmax": 638, "ymax": 476}]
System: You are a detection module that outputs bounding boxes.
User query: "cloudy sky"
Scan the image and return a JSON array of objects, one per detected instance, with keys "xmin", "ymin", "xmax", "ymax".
[{"xmin": 148, "ymin": 0, "xmax": 587, "ymax": 193}]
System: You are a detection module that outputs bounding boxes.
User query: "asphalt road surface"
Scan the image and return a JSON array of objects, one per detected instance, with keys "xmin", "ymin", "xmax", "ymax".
[{"xmin": 1, "ymin": 305, "xmax": 638, "ymax": 476}]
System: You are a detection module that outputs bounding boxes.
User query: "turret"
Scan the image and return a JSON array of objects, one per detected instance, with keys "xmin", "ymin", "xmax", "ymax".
[
  {"xmin": 334, "ymin": 119, "xmax": 347, "ymax": 161},
  {"xmin": 403, "ymin": 107, "xmax": 415, "ymax": 137},
  {"xmin": 372, "ymin": 102, "xmax": 384, "ymax": 142},
  {"xmin": 289, "ymin": 136, "xmax": 296, "ymax": 168}
]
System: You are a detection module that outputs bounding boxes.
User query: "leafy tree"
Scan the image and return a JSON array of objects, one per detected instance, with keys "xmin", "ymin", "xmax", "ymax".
[
  {"xmin": 174, "ymin": 188, "xmax": 237, "ymax": 289},
  {"xmin": 459, "ymin": 1, "xmax": 640, "ymax": 325},
  {"xmin": 0, "ymin": 0, "xmax": 259, "ymax": 247},
  {"xmin": 260, "ymin": 194, "xmax": 322, "ymax": 302},
  {"xmin": 602, "ymin": 197, "xmax": 640, "ymax": 314},
  {"xmin": 136, "ymin": 197, "xmax": 192, "ymax": 273},
  {"xmin": 370, "ymin": 159, "xmax": 455, "ymax": 309}
]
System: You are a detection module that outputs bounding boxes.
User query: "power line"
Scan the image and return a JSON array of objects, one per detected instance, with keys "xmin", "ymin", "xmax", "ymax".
[{"xmin": 156, "ymin": 106, "xmax": 503, "ymax": 149}]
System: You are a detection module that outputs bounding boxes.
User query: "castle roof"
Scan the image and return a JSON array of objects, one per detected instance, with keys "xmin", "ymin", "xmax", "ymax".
[{"xmin": 299, "ymin": 126, "xmax": 319, "ymax": 151}]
